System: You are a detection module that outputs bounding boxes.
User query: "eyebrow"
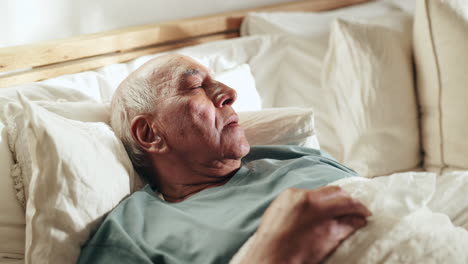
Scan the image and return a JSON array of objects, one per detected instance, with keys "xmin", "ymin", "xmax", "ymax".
[
  {"xmin": 178, "ymin": 68, "xmax": 203, "ymax": 88},
  {"xmin": 182, "ymin": 68, "xmax": 200, "ymax": 77}
]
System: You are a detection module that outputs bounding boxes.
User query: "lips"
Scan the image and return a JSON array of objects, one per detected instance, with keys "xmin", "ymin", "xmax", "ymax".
[{"xmin": 224, "ymin": 114, "xmax": 239, "ymax": 128}]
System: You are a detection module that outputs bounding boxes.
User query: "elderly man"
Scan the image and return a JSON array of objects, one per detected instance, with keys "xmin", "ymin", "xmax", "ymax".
[{"xmin": 78, "ymin": 54, "xmax": 371, "ymax": 264}]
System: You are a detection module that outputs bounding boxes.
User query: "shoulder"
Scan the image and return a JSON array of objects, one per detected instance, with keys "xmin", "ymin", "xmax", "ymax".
[
  {"xmin": 78, "ymin": 186, "xmax": 159, "ymax": 263},
  {"xmin": 80, "ymin": 186, "xmax": 159, "ymax": 249}
]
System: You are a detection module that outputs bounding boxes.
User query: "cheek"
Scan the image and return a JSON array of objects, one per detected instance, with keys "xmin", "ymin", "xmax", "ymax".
[
  {"xmin": 165, "ymin": 97, "xmax": 216, "ymax": 142},
  {"xmin": 186, "ymin": 98, "xmax": 216, "ymax": 129},
  {"xmin": 159, "ymin": 100, "xmax": 190, "ymax": 136}
]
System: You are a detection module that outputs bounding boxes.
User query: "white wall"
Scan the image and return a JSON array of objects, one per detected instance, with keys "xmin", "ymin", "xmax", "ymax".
[{"xmin": 0, "ymin": 0, "xmax": 297, "ymax": 48}]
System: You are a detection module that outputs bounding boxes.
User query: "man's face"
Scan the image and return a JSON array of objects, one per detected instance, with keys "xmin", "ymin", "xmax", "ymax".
[{"xmin": 150, "ymin": 56, "xmax": 250, "ymax": 169}]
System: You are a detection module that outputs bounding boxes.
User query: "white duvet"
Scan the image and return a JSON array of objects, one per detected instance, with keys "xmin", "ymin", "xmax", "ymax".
[{"xmin": 231, "ymin": 171, "xmax": 468, "ymax": 264}]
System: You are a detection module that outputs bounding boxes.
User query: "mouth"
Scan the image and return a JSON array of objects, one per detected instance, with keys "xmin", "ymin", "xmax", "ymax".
[{"xmin": 224, "ymin": 114, "xmax": 239, "ymax": 128}]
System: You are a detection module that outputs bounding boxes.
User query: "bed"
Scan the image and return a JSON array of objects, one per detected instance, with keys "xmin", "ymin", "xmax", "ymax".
[{"xmin": 2, "ymin": 0, "xmax": 468, "ymax": 263}]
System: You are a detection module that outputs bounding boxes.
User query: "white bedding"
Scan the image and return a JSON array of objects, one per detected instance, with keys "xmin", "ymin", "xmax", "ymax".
[
  {"xmin": 428, "ymin": 171, "xmax": 468, "ymax": 230},
  {"xmin": 231, "ymin": 171, "xmax": 468, "ymax": 264}
]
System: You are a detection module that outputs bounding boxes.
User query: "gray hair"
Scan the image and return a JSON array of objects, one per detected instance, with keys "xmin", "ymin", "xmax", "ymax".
[{"xmin": 110, "ymin": 75, "xmax": 157, "ymax": 184}]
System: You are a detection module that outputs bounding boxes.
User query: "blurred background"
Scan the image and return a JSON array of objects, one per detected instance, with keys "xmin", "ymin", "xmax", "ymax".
[{"xmin": 0, "ymin": 0, "xmax": 299, "ymax": 48}]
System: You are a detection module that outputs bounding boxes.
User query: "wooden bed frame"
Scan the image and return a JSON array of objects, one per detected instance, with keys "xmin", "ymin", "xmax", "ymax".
[{"xmin": 0, "ymin": 0, "xmax": 369, "ymax": 88}]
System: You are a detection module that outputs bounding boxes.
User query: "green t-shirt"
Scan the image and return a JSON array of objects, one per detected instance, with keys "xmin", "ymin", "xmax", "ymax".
[{"xmin": 78, "ymin": 145, "xmax": 357, "ymax": 264}]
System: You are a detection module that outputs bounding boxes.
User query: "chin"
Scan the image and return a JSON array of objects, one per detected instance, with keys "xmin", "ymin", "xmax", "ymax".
[
  {"xmin": 221, "ymin": 126, "xmax": 250, "ymax": 158},
  {"xmin": 222, "ymin": 138, "xmax": 250, "ymax": 160},
  {"xmin": 238, "ymin": 140, "xmax": 251, "ymax": 158},
  {"xmin": 231, "ymin": 138, "xmax": 250, "ymax": 159}
]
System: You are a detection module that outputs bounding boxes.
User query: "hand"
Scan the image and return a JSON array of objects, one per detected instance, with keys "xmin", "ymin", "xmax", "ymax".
[{"xmin": 242, "ymin": 186, "xmax": 371, "ymax": 264}]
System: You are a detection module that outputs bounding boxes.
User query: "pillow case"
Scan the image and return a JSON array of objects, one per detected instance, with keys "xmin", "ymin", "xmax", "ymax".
[
  {"xmin": 320, "ymin": 16, "xmax": 419, "ymax": 177},
  {"xmin": 5, "ymin": 94, "xmax": 135, "ymax": 264},
  {"xmin": 241, "ymin": 2, "xmax": 402, "ymax": 107},
  {"xmin": 240, "ymin": 5, "xmax": 413, "ymax": 109},
  {"xmin": 0, "ymin": 86, "xmax": 92, "ymax": 260},
  {"xmin": 241, "ymin": 1, "xmax": 400, "ymax": 37},
  {"xmin": 37, "ymin": 100, "xmax": 111, "ymax": 123},
  {"xmin": 428, "ymin": 170, "xmax": 468, "ymax": 230},
  {"xmin": 239, "ymin": 107, "xmax": 319, "ymax": 149},
  {"xmin": 240, "ymin": 10, "xmax": 414, "ymax": 111},
  {"xmin": 5, "ymin": 100, "xmax": 113, "ymax": 207},
  {"xmin": 0, "ymin": 121, "xmax": 24, "ymax": 261},
  {"xmin": 382, "ymin": 0, "xmax": 416, "ymax": 13},
  {"xmin": 413, "ymin": 0, "xmax": 468, "ymax": 173}
]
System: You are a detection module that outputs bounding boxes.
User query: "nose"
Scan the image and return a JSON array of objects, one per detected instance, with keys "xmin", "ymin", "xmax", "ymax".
[{"xmin": 213, "ymin": 82, "xmax": 237, "ymax": 108}]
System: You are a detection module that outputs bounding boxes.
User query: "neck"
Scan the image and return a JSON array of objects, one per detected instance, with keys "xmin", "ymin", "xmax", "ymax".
[{"xmin": 149, "ymin": 154, "xmax": 241, "ymax": 203}]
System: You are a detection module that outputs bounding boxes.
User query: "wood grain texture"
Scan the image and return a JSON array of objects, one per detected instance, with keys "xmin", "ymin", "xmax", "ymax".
[
  {"xmin": 0, "ymin": 33, "xmax": 238, "ymax": 88},
  {"xmin": 0, "ymin": 0, "xmax": 371, "ymax": 87}
]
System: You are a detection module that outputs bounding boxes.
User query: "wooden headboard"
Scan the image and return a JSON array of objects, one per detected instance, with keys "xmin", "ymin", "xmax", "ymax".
[{"xmin": 0, "ymin": 0, "xmax": 370, "ymax": 88}]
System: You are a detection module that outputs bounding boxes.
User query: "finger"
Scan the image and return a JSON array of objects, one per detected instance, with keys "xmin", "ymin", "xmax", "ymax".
[
  {"xmin": 319, "ymin": 218, "xmax": 362, "ymax": 252},
  {"xmin": 324, "ymin": 216, "xmax": 367, "ymax": 244},
  {"xmin": 319, "ymin": 218, "xmax": 363, "ymax": 263},
  {"xmin": 307, "ymin": 185, "xmax": 350, "ymax": 202},
  {"xmin": 337, "ymin": 215, "xmax": 368, "ymax": 230},
  {"xmin": 333, "ymin": 216, "xmax": 367, "ymax": 244},
  {"xmin": 321, "ymin": 196, "xmax": 372, "ymax": 218}
]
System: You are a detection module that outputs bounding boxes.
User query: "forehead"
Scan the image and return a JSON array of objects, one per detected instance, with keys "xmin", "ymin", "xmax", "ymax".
[
  {"xmin": 166, "ymin": 55, "xmax": 207, "ymax": 74},
  {"xmin": 175, "ymin": 58, "xmax": 211, "ymax": 81},
  {"xmin": 159, "ymin": 56, "xmax": 209, "ymax": 84},
  {"xmin": 139, "ymin": 55, "xmax": 209, "ymax": 98}
]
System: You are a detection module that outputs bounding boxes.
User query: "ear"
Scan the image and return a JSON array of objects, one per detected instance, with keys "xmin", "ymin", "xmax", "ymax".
[{"xmin": 131, "ymin": 115, "xmax": 169, "ymax": 154}]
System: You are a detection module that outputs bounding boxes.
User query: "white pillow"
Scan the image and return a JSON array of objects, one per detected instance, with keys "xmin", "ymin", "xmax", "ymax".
[
  {"xmin": 239, "ymin": 107, "xmax": 319, "ymax": 149},
  {"xmin": 5, "ymin": 100, "xmax": 113, "ymax": 207},
  {"xmin": 240, "ymin": 6, "xmax": 412, "ymax": 109},
  {"xmin": 1, "ymin": 99, "xmax": 123, "ymax": 262},
  {"xmin": 213, "ymin": 64, "xmax": 262, "ymax": 112},
  {"xmin": 320, "ymin": 16, "xmax": 419, "ymax": 177},
  {"xmin": 0, "ymin": 120, "xmax": 24, "ymax": 261},
  {"xmin": 241, "ymin": 1, "xmax": 400, "ymax": 37},
  {"xmin": 37, "ymin": 100, "xmax": 111, "ymax": 123},
  {"xmin": 428, "ymin": 170, "xmax": 468, "ymax": 230},
  {"xmin": 0, "ymin": 85, "xmax": 92, "ymax": 260},
  {"xmin": 413, "ymin": 0, "xmax": 468, "ymax": 173},
  {"xmin": 5, "ymin": 94, "xmax": 135, "ymax": 264}
]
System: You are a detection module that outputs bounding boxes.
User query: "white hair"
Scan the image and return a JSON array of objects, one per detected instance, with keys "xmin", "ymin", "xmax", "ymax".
[{"xmin": 110, "ymin": 75, "xmax": 157, "ymax": 183}]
